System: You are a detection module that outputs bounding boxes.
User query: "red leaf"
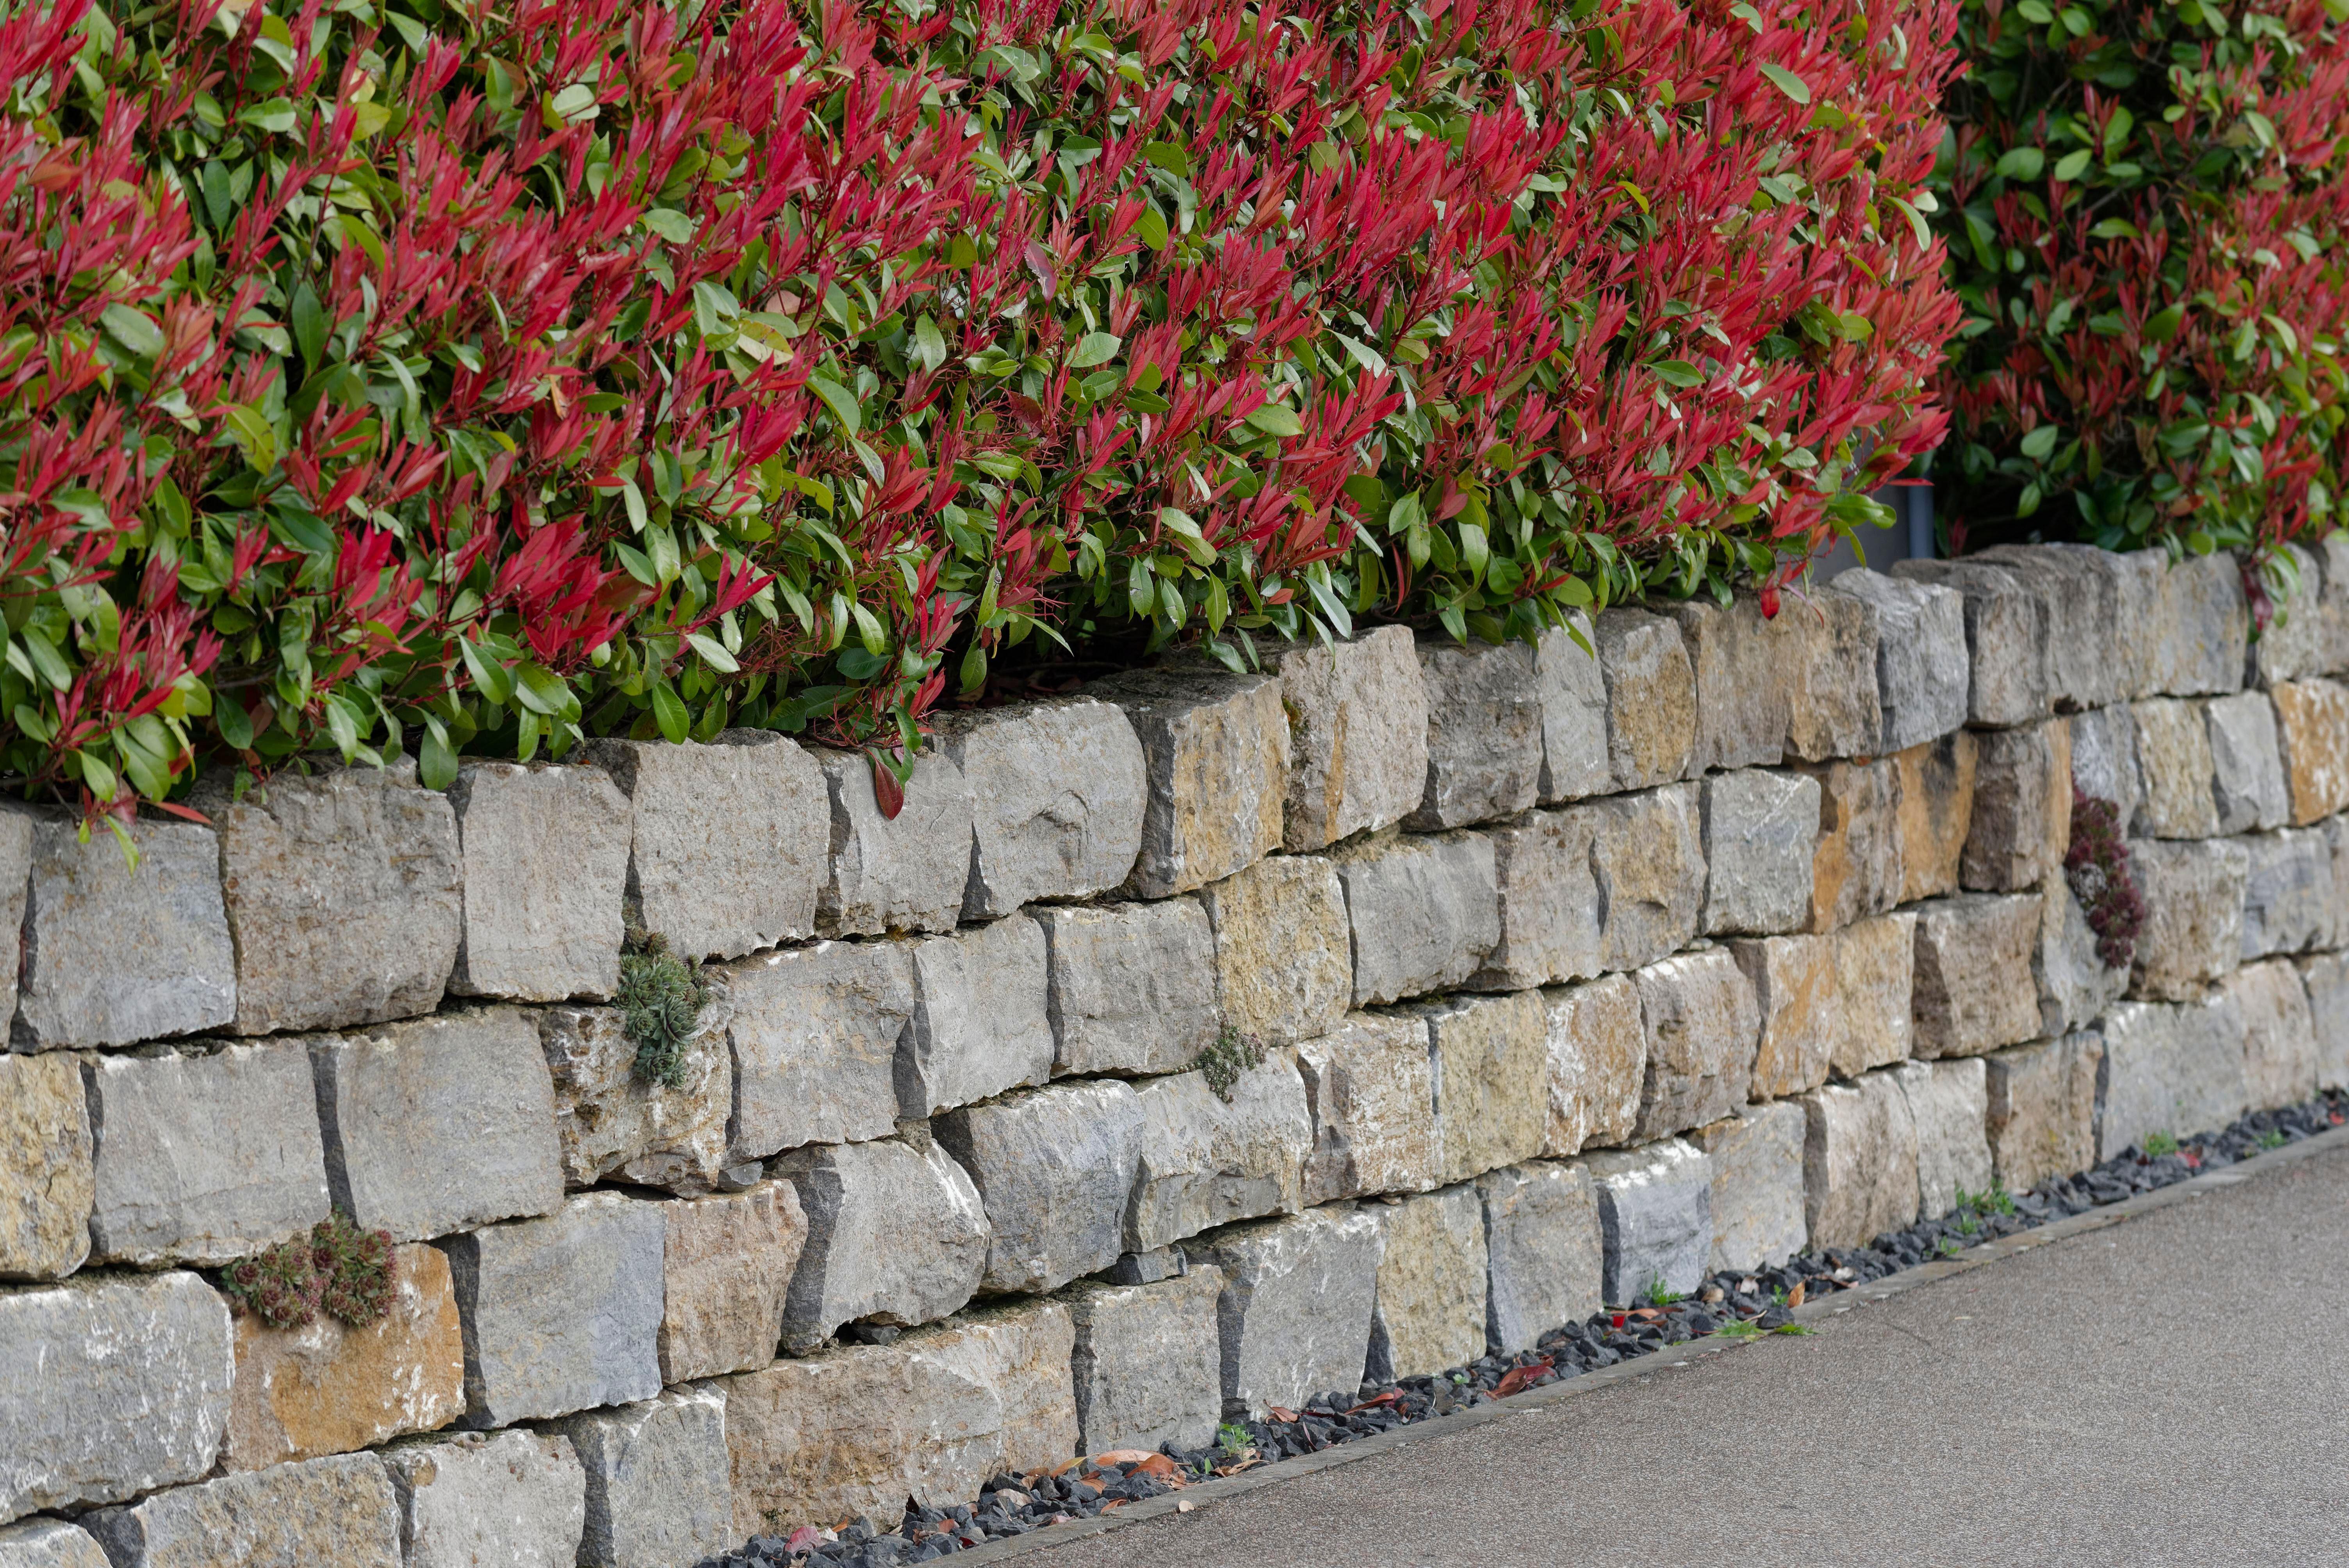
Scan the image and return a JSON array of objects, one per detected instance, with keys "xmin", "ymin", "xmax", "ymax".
[
  {"xmin": 1490, "ymin": 1359, "xmax": 1551, "ymax": 1399},
  {"xmin": 868, "ymin": 751, "xmax": 905, "ymax": 820}
]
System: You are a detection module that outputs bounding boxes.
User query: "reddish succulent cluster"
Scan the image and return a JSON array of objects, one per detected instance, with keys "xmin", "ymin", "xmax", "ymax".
[
  {"xmin": 220, "ymin": 1213, "xmax": 397, "ymax": 1331},
  {"xmin": 2066, "ymin": 791, "xmax": 2146, "ymax": 972}
]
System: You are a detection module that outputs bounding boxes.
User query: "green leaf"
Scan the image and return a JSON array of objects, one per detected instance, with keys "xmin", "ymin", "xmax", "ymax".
[
  {"xmin": 643, "ymin": 206, "xmax": 695, "ymax": 244},
  {"xmin": 807, "ymin": 374, "xmax": 862, "ymax": 436},
  {"xmin": 1330, "ymin": 331, "xmax": 1387, "ymax": 376},
  {"xmin": 1757, "ymin": 63, "xmax": 1811, "ymax": 104},
  {"xmin": 18, "ymin": 629, "xmax": 70, "ymax": 692},
  {"xmin": 1650, "ymin": 359, "xmax": 1704, "ymax": 388},
  {"xmin": 1068, "ymin": 331, "xmax": 1121, "ymax": 369},
  {"xmin": 1127, "ymin": 556, "xmax": 1158, "ymax": 616},
  {"xmin": 1994, "ymin": 146, "xmax": 2045, "ymax": 180},
  {"xmin": 1889, "ymin": 196, "xmax": 1932, "ymax": 252},
  {"xmin": 685, "ymin": 631, "xmax": 740, "ymax": 673},
  {"xmin": 216, "ymin": 698, "xmax": 255, "ymax": 750},
  {"xmin": 1143, "ymin": 140, "xmax": 1189, "ymax": 175},
  {"xmin": 290, "ymin": 284, "xmax": 327, "ymax": 368},
  {"xmin": 913, "ymin": 315, "xmax": 948, "ymax": 375},
  {"xmin": 238, "ymin": 96, "xmax": 297, "ymax": 133},
  {"xmin": 2089, "ymin": 218, "xmax": 2140, "ymax": 240},
  {"xmin": 650, "ymin": 679, "xmax": 690, "ymax": 744},
  {"xmin": 2144, "ymin": 303, "xmax": 2186, "ymax": 342},
  {"xmin": 218, "ymin": 403, "xmax": 278, "ymax": 475},
  {"xmin": 458, "ymin": 638, "xmax": 514, "ymax": 706},
  {"xmin": 77, "ymin": 748, "xmax": 118, "ymax": 803},
  {"xmin": 1134, "ymin": 205, "xmax": 1169, "ymax": 251},
  {"xmin": 2019, "ymin": 424, "xmax": 2060, "ymax": 461},
  {"xmin": 1244, "ymin": 402, "xmax": 1304, "ymax": 438},
  {"xmin": 418, "ymin": 723, "xmax": 458, "ymax": 789},
  {"xmin": 100, "ymin": 303, "xmax": 165, "ymax": 359},
  {"xmin": 2052, "ymin": 148, "xmax": 2093, "ymax": 182}
]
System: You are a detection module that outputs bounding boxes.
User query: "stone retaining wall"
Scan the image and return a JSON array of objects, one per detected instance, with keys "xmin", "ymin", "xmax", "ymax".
[{"xmin": 7, "ymin": 540, "xmax": 2349, "ymax": 1566}]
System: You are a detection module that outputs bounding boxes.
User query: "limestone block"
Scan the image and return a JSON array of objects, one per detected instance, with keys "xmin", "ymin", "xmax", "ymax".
[
  {"xmin": 1730, "ymin": 934, "xmax": 1835, "ymax": 1101},
  {"xmin": 539, "ymin": 1003, "xmax": 729, "ymax": 1194},
  {"xmin": 1699, "ymin": 770, "xmax": 1818, "ymax": 938},
  {"xmin": 812, "ymin": 747, "xmax": 972, "ymax": 937},
  {"xmin": 2300, "ymin": 951, "xmax": 2349, "ymax": 1091},
  {"xmin": 549, "ymin": 1386, "xmax": 735, "ymax": 1568},
  {"xmin": 1540, "ymin": 975, "xmax": 1645, "ymax": 1158},
  {"xmin": 1363, "ymin": 1185, "xmax": 1488, "ymax": 1383},
  {"xmin": 383, "ymin": 1429, "xmax": 584, "ymax": 1568},
  {"xmin": 2033, "ymin": 873, "xmax": 2128, "ymax": 1038},
  {"xmin": 447, "ymin": 763, "xmax": 631, "ymax": 1002},
  {"xmin": 1690, "ymin": 1101, "xmax": 1806, "ymax": 1273},
  {"xmin": 1126, "ymin": 1050, "xmax": 1312, "ymax": 1251},
  {"xmin": 2129, "ymin": 838, "xmax": 2249, "ymax": 1001},
  {"xmin": 1472, "ymin": 809, "xmax": 1604, "ymax": 990},
  {"xmin": 1416, "ymin": 991, "xmax": 1550, "ymax": 1184},
  {"xmin": 1096, "ymin": 668, "xmax": 1289, "ymax": 898},
  {"xmin": 1477, "ymin": 1160, "xmax": 1602, "ymax": 1353},
  {"xmin": 1893, "ymin": 731, "xmax": 1978, "ymax": 903},
  {"xmin": 2221, "ymin": 959, "xmax": 2320, "ymax": 1113},
  {"xmin": 1586, "ymin": 1140, "xmax": 1712, "ymax": 1305},
  {"xmin": 2205, "ymin": 692, "xmax": 2290, "ymax": 834},
  {"xmin": 1911, "ymin": 893, "xmax": 2045, "ymax": 1059},
  {"xmin": 2068, "ymin": 704, "xmax": 2142, "ymax": 831},
  {"xmin": 1891, "ymin": 558, "xmax": 2051, "ymax": 727},
  {"xmin": 1409, "ymin": 637, "xmax": 1543, "ymax": 828},
  {"xmin": 773, "ymin": 1136, "xmax": 989, "ymax": 1351},
  {"xmin": 1800, "ymin": 1074, "xmax": 1919, "ymax": 1250},
  {"xmin": 2132, "ymin": 698, "xmax": 2222, "ymax": 838},
  {"xmin": 1068, "ymin": 1269, "xmax": 1224, "ymax": 1455},
  {"xmin": 1831, "ymin": 912, "xmax": 1917, "ymax": 1078},
  {"xmin": 2322, "ymin": 534, "xmax": 2349, "ymax": 675},
  {"xmin": 1269, "ymin": 626, "xmax": 1429, "ymax": 851},
  {"xmin": 1595, "ymin": 608, "xmax": 1697, "ymax": 790},
  {"xmin": 2146, "ymin": 548, "xmax": 2249, "ymax": 697},
  {"xmin": 2240, "ymin": 828, "xmax": 2337, "ymax": 959},
  {"xmin": 2271, "ymin": 678, "xmax": 2349, "ymax": 824},
  {"xmin": 1579, "ymin": 783, "xmax": 1706, "ymax": 971},
  {"xmin": 220, "ymin": 1243, "xmax": 463, "ymax": 1472},
  {"xmin": 0, "ymin": 1271, "xmax": 232, "ymax": 1521},
  {"xmin": 0, "ymin": 1520, "xmax": 105, "ymax": 1568},
  {"xmin": 723, "ymin": 940, "xmax": 911, "ymax": 1160},
  {"xmin": 2098, "ymin": 998, "xmax": 2248, "ymax": 1159},
  {"xmin": 1830, "ymin": 569, "xmax": 1969, "ymax": 752},
  {"xmin": 1667, "ymin": 592, "xmax": 1791, "ymax": 774},
  {"xmin": 658, "ymin": 1182, "xmax": 806, "ymax": 1383},
  {"xmin": 1628, "ymin": 950, "xmax": 1760, "ymax": 1141},
  {"xmin": 1962, "ymin": 719, "xmax": 2072, "ymax": 893},
  {"xmin": 936, "ymin": 1079, "xmax": 1145, "ymax": 1294},
  {"xmin": 11, "ymin": 811, "xmax": 230, "ymax": 1051},
  {"xmin": 1334, "ymin": 830, "xmax": 1498, "ymax": 1005},
  {"xmin": 1533, "ymin": 615, "xmax": 1613, "ymax": 802},
  {"xmin": 2253, "ymin": 542, "xmax": 2328, "ymax": 685},
  {"xmin": 1198, "ymin": 855, "xmax": 1352, "ymax": 1047},
  {"xmin": 1782, "ymin": 588, "xmax": 1883, "ymax": 762},
  {"xmin": 1296, "ymin": 1013, "xmax": 1438, "ymax": 1205},
  {"xmin": 900, "ymin": 914, "xmax": 1054, "ymax": 1117},
  {"xmin": 1035, "ymin": 900, "xmax": 1220, "ymax": 1078},
  {"xmin": 82, "ymin": 1452, "xmax": 399, "ymax": 1568},
  {"xmin": 935, "ymin": 697, "xmax": 1147, "ymax": 918},
  {"xmin": 0, "ymin": 1053, "xmax": 89, "ymax": 1280},
  {"xmin": 1984, "ymin": 1032, "xmax": 2103, "ymax": 1192},
  {"xmin": 1895, "ymin": 1059, "xmax": 1993, "ymax": 1221},
  {"xmin": 586, "ymin": 733, "xmax": 827, "ymax": 964},
  {"xmin": 1194, "ymin": 1205, "xmax": 1383, "ymax": 1417},
  {"xmin": 1976, "ymin": 543, "xmax": 2125, "ymax": 709},
  {"xmin": 1799, "ymin": 757, "xmax": 1903, "ymax": 933}
]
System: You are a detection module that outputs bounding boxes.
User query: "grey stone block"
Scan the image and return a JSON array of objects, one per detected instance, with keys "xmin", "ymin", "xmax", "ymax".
[
  {"xmin": 0, "ymin": 1520, "xmax": 105, "ymax": 1568},
  {"xmin": 1409, "ymin": 637, "xmax": 1543, "ymax": 828},
  {"xmin": 2130, "ymin": 837, "xmax": 2249, "ymax": 1001},
  {"xmin": 2034, "ymin": 873, "xmax": 2128, "ymax": 1037},
  {"xmin": 311, "ymin": 1007, "xmax": 563, "ymax": 1243},
  {"xmin": 2240, "ymin": 827, "xmax": 2337, "ymax": 959},
  {"xmin": 587, "ymin": 732, "xmax": 827, "ymax": 963},
  {"xmin": 1975, "ymin": 542, "xmax": 2127, "ymax": 711},
  {"xmin": 2206, "ymin": 691, "xmax": 2290, "ymax": 833},
  {"xmin": 1471, "ymin": 810, "xmax": 1602, "ymax": 991},
  {"xmin": 1363, "ymin": 1184, "xmax": 1487, "ymax": 1383},
  {"xmin": 1666, "ymin": 593, "xmax": 1791, "ymax": 773},
  {"xmin": 1629, "ymin": 950, "xmax": 1760, "ymax": 1141},
  {"xmin": 1895, "ymin": 1058, "xmax": 1992, "ymax": 1221},
  {"xmin": 0, "ymin": 1052, "xmax": 90, "ymax": 1280},
  {"xmin": 1895, "ymin": 731, "xmax": 1978, "ymax": 904},
  {"xmin": 1540, "ymin": 975, "xmax": 1645, "ymax": 1157},
  {"xmin": 85, "ymin": 1040, "xmax": 328, "ymax": 1268},
  {"xmin": 2068, "ymin": 704, "xmax": 2142, "ymax": 830},
  {"xmin": 2300, "ymin": 951, "xmax": 2349, "ymax": 1091},
  {"xmin": 1068, "ymin": 1269, "xmax": 1224, "ymax": 1456},
  {"xmin": 439, "ymin": 1191, "xmax": 664, "ymax": 1426},
  {"xmin": 1731, "ymin": 934, "xmax": 1835, "ymax": 1101},
  {"xmin": 383, "ymin": 1429, "xmax": 584, "ymax": 1568},
  {"xmin": 658, "ymin": 1182, "xmax": 805, "ymax": 1383},
  {"xmin": 1533, "ymin": 615, "xmax": 1613, "ymax": 801},
  {"xmin": 1595, "ymin": 608, "xmax": 1697, "ymax": 790},
  {"xmin": 1477, "ymin": 1160, "xmax": 1602, "ymax": 1353},
  {"xmin": 900, "ymin": 915, "xmax": 1054, "ymax": 1117},
  {"xmin": 1984, "ymin": 1032, "xmax": 2103, "ymax": 1192},
  {"xmin": 2222, "ymin": 959, "xmax": 2319, "ymax": 1112},
  {"xmin": 2322, "ymin": 534, "xmax": 2349, "ymax": 674},
  {"xmin": 2108, "ymin": 548, "xmax": 2173, "ymax": 700},
  {"xmin": 1963, "ymin": 718, "xmax": 2072, "ymax": 893},
  {"xmin": 1268, "ymin": 626, "xmax": 1429, "ymax": 851},
  {"xmin": 1891, "ymin": 558, "xmax": 2051, "ymax": 727},
  {"xmin": 448, "ymin": 762, "xmax": 630, "ymax": 1002},
  {"xmin": 1195, "ymin": 1205, "xmax": 1383, "ymax": 1417},
  {"xmin": 1334, "ymin": 830, "xmax": 1498, "ymax": 1005},
  {"xmin": 1126, "ymin": 1050, "xmax": 1312, "ymax": 1251},
  {"xmin": 1911, "ymin": 893, "xmax": 2045, "ymax": 1059},
  {"xmin": 724, "ymin": 940, "xmax": 911, "ymax": 1160},
  {"xmin": 2132, "ymin": 698, "xmax": 2221, "ymax": 838},
  {"xmin": 1036, "ymin": 900, "xmax": 1220, "ymax": 1077},
  {"xmin": 83, "ymin": 1452, "xmax": 399, "ymax": 1568},
  {"xmin": 2098, "ymin": 998, "xmax": 2248, "ymax": 1159},
  {"xmin": 1296, "ymin": 1013, "xmax": 1437, "ymax": 1205},
  {"xmin": 936, "ymin": 697, "xmax": 1147, "ymax": 918},
  {"xmin": 2147, "ymin": 548, "xmax": 2249, "ymax": 697},
  {"xmin": 1782, "ymin": 587, "xmax": 1882, "ymax": 762},
  {"xmin": 2252, "ymin": 542, "xmax": 2328, "ymax": 686},
  {"xmin": 550, "ymin": 1386, "xmax": 735, "ymax": 1568},
  {"xmin": 0, "ymin": 1271, "xmax": 233, "ymax": 1522},
  {"xmin": 1199, "ymin": 855, "xmax": 1351, "ymax": 1048},
  {"xmin": 1831, "ymin": 568, "xmax": 1969, "ymax": 751},
  {"xmin": 1798, "ymin": 757, "xmax": 1903, "ymax": 933},
  {"xmin": 540, "ymin": 1002, "xmax": 730, "ymax": 1194},
  {"xmin": 1690, "ymin": 1102, "xmax": 1806, "ymax": 1273},
  {"xmin": 1417, "ymin": 991, "xmax": 1550, "ymax": 1185},
  {"xmin": 936, "ymin": 1079, "xmax": 1146, "ymax": 1294},
  {"xmin": 1586, "ymin": 1139, "xmax": 1712, "ymax": 1305},
  {"xmin": 1096, "ymin": 668, "xmax": 1288, "ymax": 898},
  {"xmin": 773, "ymin": 1135, "xmax": 989, "ymax": 1351},
  {"xmin": 1832, "ymin": 912, "xmax": 1918, "ymax": 1079},
  {"xmin": 1701, "ymin": 769, "xmax": 1820, "ymax": 936},
  {"xmin": 1578, "ymin": 782, "xmax": 1705, "ymax": 971},
  {"xmin": 1800, "ymin": 1073, "xmax": 1919, "ymax": 1249},
  {"xmin": 813, "ymin": 747, "xmax": 972, "ymax": 937}
]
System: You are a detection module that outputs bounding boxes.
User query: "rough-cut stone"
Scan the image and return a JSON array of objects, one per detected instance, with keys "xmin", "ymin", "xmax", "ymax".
[
  {"xmin": 1628, "ymin": 951, "xmax": 1760, "ymax": 1141},
  {"xmin": 2221, "ymin": 959, "xmax": 2320, "ymax": 1112},
  {"xmin": 1782, "ymin": 588, "xmax": 1883, "ymax": 762},
  {"xmin": 1831, "ymin": 912, "xmax": 1918, "ymax": 1079},
  {"xmin": 1911, "ymin": 893, "xmax": 2045, "ymax": 1059},
  {"xmin": 11, "ymin": 811, "xmax": 231, "ymax": 1051},
  {"xmin": 0, "ymin": 1520, "xmax": 105, "ymax": 1568},
  {"xmin": 658, "ymin": 1183, "xmax": 805, "ymax": 1383},
  {"xmin": 1895, "ymin": 1059, "xmax": 1992, "ymax": 1221},
  {"xmin": 82, "ymin": 1452, "xmax": 399, "ymax": 1568},
  {"xmin": 1893, "ymin": 731, "xmax": 1978, "ymax": 903},
  {"xmin": 1533, "ymin": 615, "xmax": 1613, "ymax": 802},
  {"xmin": 1416, "ymin": 991, "xmax": 1550, "ymax": 1184},
  {"xmin": 1731, "ymin": 935, "xmax": 1835, "ymax": 1101},
  {"xmin": 724, "ymin": 941, "xmax": 911, "ymax": 1160},
  {"xmin": 551, "ymin": 1385, "xmax": 735, "ymax": 1568},
  {"xmin": 1975, "ymin": 543, "xmax": 2127, "ymax": 711},
  {"xmin": 1035, "ymin": 900, "xmax": 1220, "ymax": 1077},
  {"xmin": 1800, "ymin": 1074, "xmax": 1919, "ymax": 1250},
  {"xmin": 1194, "ymin": 1205, "xmax": 1383, "ymax": 1417},
  {"xmin": 936, "ymin": 1079, "xmax": 1144, "ymax": 1294},
  {"xmin": 2146, "ymin": 548, "xmax": 2249, "ymax": 697},
  {"xmin": 1585, "ymin": 1140, "xmax": 1712, "ymax": 1304},
  {"xmin": 0, "ymin": 1052, "xmax": 89, "ymax": 1280},
  {"xmin": 587, "ymin": 734, "xmax": 827, "ymax": 964},
  {"xmin": 1962, "ymin": 719, "xmax": 2071, "ymax": 894},
  {"xmin": 1690, "ymin": 1102, "xmax": 1806, "ymax": 1272},
  {"xmin": 1067, "ymin": 1269, "xmax": 1223, "ymax": 1455},
  {"xmin": 1198, "ymin": 855, "xmax": 1351, "ymax": 1047},
  {"xmin": 2271, "ymin": 678, "xmax": 2349, "ymax": 824},
  {"xmin": 448, "ymin": 763, "xmax": 631, "ymax": 1002},
  {"xmin": 936, "ymin": 698, "xmax": 1148, "ymax": 918},
  {"xmin": 1668, "ymin": 593, "xmax": 1791, "ymax": 773},
  {"xmin": 1984, "ymin": 1032, "xmax": 2103, "ymax": 1192},
  {"xmin": 812, "ymin": 747, "xmax": 973, "ymax": 937},
  {"xmin": 2205, "ymin": 692, "xmax": 2290, "ymax": 834},
  {"xmin": 1891, "ymin": 558, "xmax": 2051, "ymax": 727},
  {"xmin": 2098, "ymin": 998, "xmax": 2248, "ymax": 1159},
  {"xmin": 220, "ymin": 1243, "xmax": 463, "ymax": 1472},
  {"xmin": 1335, "ymin": 830, "xmax": 1498, "ymax": 1005},
  {"xmin": 773, "ymin": 1136, "xmax": 989, "ymax": 1351},
  {"xmin": 0, "ymin": 1271, "xmax": 232, "ymax": 1521},
  {"xmin": 1701, "ymin": 770, "xmax": 1819, "ymax": 936},
  {"xmin": 900, "ymin": 915, "xmax": 1054, "ymax": 1117},
  {"xmin": 1096, "ymin": 668, "xmax": 1288, "ymax": 898},
  {"xmin": 1126, "ymin": 1051, "xmax": 1312, "ymax": 1252},
  {"xmin": 2068, "ymin": 704, "xmax": 2142, "ymax": 830},
  {"xmin": 1472, "ymin": 810, "xmax": 1603, "ymax": 990},
  {"xmin": 2321, "ymin": 534, "xmax": 2349, "ymax": 675},
  {"xmin": 1540, "ymin": 975, "xmax": 1645, "ymax": 1157},
  {"xmin": 1799, "ymin": 758, "xmax": 1903, "ymax": 933},
  {"xmin": 2132, "ymin": 698, "xmax": 2222, "ymax": 838},
  {"xmin": 1579, "ymin": 783, "xmax": 1706, "ymax": 971},
  {"xmin": 2240, "ymin": 828, "xmax": 2337, "ymax": 959},
  {"xmin": 1477, "ymin": 1160, "xmax": 1601, "ymax": 1353},
  {"xmin": 1831, "ymin": 569, "xmax": 1969, "ymax": 751},
  {"xmin": 1296, "ymin": 1014, "xmax": 1437, "ymax": 1205},
  {"xmin": 2130, "ymin": 838, "xmax": 2249, "ymax": 1001},
  {"xmin": 1595, "ymin": 608, "xmax": 1697, "ymax": 790},
  {"xmin": 1362, "ymin": 1185, "xmax": 1487, "ymax": 1382},
  {"xmin": 2255, "ymin": 543, "xmax": 2329, "ymax": 685},
  {"xmin": 723, "ymin": 1303, "xmax": 1075, "ymax": 1536},
  {"xmin": 1409, "ymin": 638, "xmax": 1543, "ymax": 828},
  {"xmin": 2300, "ymin": 952, "xmax": 2349, "ymax": 1091},
  {"xmin": 2034, "ymin": 874, "xmax": 2129, "ymax": 1037},
  {"xmin": 383, "ymin": 1429, "xmax": 584, "ymax": 1568},
  {"xmin": 539, "ymin": 1003, "xmax": 729, "ymax": 1193},
  {"xmin": 1269, "ymin": 626, "xmax": 1429, "ymax": 851}
]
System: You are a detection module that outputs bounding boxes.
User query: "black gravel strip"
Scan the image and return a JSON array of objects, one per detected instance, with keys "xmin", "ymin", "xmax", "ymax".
[{"xmin": 695, "ymin": 1089, "xmax": 2347, "ymax": 1568}]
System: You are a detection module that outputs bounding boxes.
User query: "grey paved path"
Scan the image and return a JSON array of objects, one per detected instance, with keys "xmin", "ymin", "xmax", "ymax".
[{"xmin": 1033, "ymin": 1142, "xmax": 2349, "ymax": 1567}]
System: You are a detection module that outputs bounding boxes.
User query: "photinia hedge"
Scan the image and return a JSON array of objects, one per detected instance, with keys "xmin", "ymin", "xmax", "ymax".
[
  {"xmin": 1934, "ymin": 0, "xmax": 2349, "ymax": 564},
  {"xmin": 1, "ymin": 0, "xmax": 1956, "ymax": 823}
]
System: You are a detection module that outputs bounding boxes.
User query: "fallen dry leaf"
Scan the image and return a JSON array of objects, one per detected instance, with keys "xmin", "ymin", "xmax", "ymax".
[
  {"xmin": 1490, "ymin": 1360, "xmax": 1551, "ymax": 1399},
  {"xmin": 1266, "ymin": 1406, "xmax": 1300, "ymax": 1423},
  {"xmin": 1786, "ymin": 1281, "xmax": 1805, "ymax": 1308}
]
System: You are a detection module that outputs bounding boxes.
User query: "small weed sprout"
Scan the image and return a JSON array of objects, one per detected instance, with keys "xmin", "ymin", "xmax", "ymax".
[
  {"xmin": 1955, "ymin": 1183, "xmax": 2016, "ymax": 1219},
  {"xmin": 2142, "ymin": 1130, "xmax": 2179, "ymax": 1158},
  {"xmin": 1639, "ymin": 1277, "xmax": 1680, "ymax": 1308},
  {"xmin": 1717, "ymin": 1317, "xmax": 1762, "ymax": 1340},
  {"xmin": 1195, "ymin": 1025, "xmax": 1265, "ymax": 1103},
  {"xmin": 1936, "ymin": 1236, "xmax": 1964, "ymax": 1258},
  {"xmin": 221, "ymin": 1213, "xmax": 398, "ymax": 1331},
  {"xmin": 1214, "ymin": 1422, "xmax": 1253, "ymax": 1456},
  {"xmin": 2258, "ymin": 1128, "xmax": 2288, "ymax": 1150},
  {"xmin": 618, "ymin": 927, "xmax": 709, "ymax": 1090}
]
